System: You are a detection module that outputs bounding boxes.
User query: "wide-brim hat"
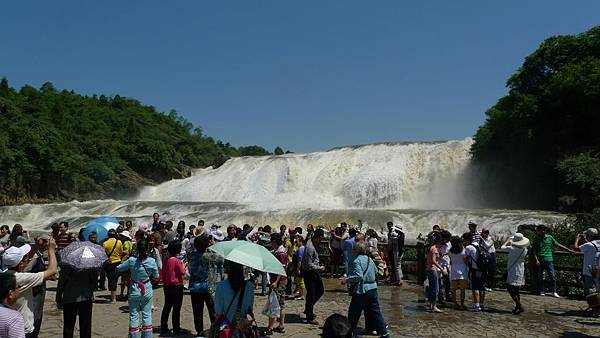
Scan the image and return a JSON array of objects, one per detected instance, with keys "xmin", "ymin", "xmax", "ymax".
[
  {"xmin": 511, "ymin": 233, "xmax": 530, "ymax": 248},
  {"xmin": 211, "ymin": 229, "xmax": 225, "ymax": 241}
]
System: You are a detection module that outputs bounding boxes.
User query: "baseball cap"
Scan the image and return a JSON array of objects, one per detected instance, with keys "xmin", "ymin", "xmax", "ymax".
[
  {"xmin": 2, "ymin": 244, "xmax": 32, "ymax": 268},
  {"xmin": 584, "ymin": 228, "xmax": 599, "ymax": 237}
]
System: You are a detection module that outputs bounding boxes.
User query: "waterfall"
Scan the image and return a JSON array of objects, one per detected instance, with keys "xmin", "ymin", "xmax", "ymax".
[
  {"xmin": 0, "ymin": 138, "xmax": 568, "ymax": 235},
  {"xmin": 137, "ymin": 139, "xmax": 474, "ymax": 209}
]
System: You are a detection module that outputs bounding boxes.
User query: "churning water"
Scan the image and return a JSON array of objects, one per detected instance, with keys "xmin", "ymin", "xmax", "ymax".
[{"xmin": 0, "ymin": 139, "xmax": 567, "ymax": 236}]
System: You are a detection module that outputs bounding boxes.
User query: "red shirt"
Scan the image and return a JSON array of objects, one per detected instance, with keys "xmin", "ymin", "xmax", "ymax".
[
  {"xmin": 426, "ymin": 245, "xmax": 440, "ymax": 272},
  {"xmin": 162, "ymin": 256, "xmax": 186, "ymax": 286}
]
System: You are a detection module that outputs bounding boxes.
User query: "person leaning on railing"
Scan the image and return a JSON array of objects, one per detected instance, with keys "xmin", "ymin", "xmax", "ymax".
[{"xmin": 531, "ymin": 224, "xmax": 575, "ymax": 298}]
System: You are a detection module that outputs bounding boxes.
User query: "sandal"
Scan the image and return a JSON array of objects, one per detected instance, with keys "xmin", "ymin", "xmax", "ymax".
[
  {"xmin": 265, "ymin": 329, "xmax": 273, "ymax": 336},
  {"xmin": 274, "ymin": 326, "xmax": 286, "ymax": 333}
]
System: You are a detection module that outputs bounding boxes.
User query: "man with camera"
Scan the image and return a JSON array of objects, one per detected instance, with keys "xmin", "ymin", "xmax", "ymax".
[{"xmin": 574, "ymin": 228, "xmax": 600, "ymax": 296}]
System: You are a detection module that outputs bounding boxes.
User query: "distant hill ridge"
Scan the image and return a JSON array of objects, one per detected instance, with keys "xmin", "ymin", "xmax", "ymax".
[{"xmin": 0, "ymin": 79, "xmax": 272, "ymax": 205}]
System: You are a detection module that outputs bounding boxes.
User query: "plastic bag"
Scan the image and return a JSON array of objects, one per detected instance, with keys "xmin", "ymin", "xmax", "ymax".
[{"xmin": 261, "ymin": 291, "xmax": 281, "ymax": 319}]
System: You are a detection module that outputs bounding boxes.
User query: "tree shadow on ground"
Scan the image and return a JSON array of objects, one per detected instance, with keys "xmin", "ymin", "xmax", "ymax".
[
  {"xmin": 482, "ymin": 307, "xmax": 513, "ymax": 315},
  {"xmin": 546, "ymin": 309, "xmax": 599, "ymax": 318},
  {"xmin": 284, "ymin": 313, "xmax": 305, "ymax": 324},
  {"xmin": 560, "ymin": 331, "xmax": 600, "ymax": 338}
]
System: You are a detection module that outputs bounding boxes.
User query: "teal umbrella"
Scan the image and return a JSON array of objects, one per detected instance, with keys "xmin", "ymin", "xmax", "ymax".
[{"xmin": 210, "ymin": 240, "xmax": 286, "ymax": 276}]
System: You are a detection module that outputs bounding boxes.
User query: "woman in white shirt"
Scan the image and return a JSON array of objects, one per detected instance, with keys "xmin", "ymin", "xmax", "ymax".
[
  {"xmin": 447, "ymin": 236, "xmax": 467, "ymax": 309},
  {"xmin": 500, "ymin": 233, "xmax": 529, "ymax": 315}
]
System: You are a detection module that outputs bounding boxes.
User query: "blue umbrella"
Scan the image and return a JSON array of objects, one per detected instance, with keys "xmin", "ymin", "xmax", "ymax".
[{"xmin": 82, "ymin": 216, "xmax": 119, "ymax": 243}]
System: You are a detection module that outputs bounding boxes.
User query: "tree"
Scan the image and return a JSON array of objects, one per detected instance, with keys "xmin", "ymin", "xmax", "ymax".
[
  {"xmin": 471, "ymin": 25, "xmax": 600, "ymax": 211},
  {"xmin": 274, "ymin": 146, "xmax": 284, "ymax": 155},
  {"xmin": 0, "ymin": 78, "xmax": 271, "ymax": 204}
]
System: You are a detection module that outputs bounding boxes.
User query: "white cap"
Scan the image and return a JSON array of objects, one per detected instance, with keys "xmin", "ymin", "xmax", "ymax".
[
  {"xmin": 119, "ymin": 230, "xmax": 132, "ymax": 239},
  {"xmin": 2, "ymin": 244, "xmax": 32, "ymax": 268}
]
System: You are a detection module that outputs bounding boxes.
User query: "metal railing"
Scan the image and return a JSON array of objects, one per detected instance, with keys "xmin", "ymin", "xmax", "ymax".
[{"xmin": 317, "ymin": 241, "xmax": 587, "ymax": 297}]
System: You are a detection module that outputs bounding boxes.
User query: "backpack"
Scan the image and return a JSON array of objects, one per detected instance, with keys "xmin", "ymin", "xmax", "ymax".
[{"xmin": 472, "ymin": 244, "xmax": 491, "ymax": 271}]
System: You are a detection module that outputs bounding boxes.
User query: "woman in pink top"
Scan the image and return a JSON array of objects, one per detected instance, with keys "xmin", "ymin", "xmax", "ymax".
[
  {"xmin": 160, "ymin": 240, "xmax": 189, "ymax": 335},
  {"xmin": 426, "ymin": 235, "xmax": 446, "ymax": 313}
]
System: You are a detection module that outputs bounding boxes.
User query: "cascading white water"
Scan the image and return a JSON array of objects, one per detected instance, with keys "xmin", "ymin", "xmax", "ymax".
[
  {"xmin": 0, "ymin": 138, "xmax": 569, "ymax": 235},
  {"xmin": 137, "ymin": 139, "xmax": 474, "ymax": 209}
]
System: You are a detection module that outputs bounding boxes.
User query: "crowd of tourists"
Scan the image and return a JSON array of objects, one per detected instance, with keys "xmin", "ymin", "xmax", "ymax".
[{"xmin": 1, "ymin": 215, "xmax": 599, "ymax": 338}]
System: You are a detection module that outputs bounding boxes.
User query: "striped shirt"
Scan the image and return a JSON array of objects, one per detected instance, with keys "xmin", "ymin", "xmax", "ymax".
[
  {"xmin": 0, "ymin": 305, "xmax": 25, "ymax": 338},
  {"xmin": 56, "ymin": 233, "xmax": 71, "ymax": 251}
]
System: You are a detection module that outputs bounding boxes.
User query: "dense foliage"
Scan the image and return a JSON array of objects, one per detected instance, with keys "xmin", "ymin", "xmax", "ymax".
[
  {"xmin": 0, "ymin": 79, "xmax": 271, "ymax": 204},
  {"xmin": 471, "ymin": 25, "xmax": 600, "ymax": 211}
]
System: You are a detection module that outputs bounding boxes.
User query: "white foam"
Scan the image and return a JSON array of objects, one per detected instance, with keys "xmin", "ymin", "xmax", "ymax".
[{"xmin": 137, "ymin": 139, "xmax": 474, "ymax": 209}]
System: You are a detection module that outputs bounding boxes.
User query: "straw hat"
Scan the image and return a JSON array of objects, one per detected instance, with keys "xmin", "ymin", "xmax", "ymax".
[{"xmin": 511, "ymin": 233, "xmax": 530, "ymax": 248}]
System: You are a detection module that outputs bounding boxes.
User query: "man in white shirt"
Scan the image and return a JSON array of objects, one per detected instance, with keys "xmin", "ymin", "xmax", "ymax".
[
  {"xmin": 3, "ymin": 238, "xmax": 57, "ymax": 337},
  {"xmin": 574, "ymin": 228, "xmax": 600, "ymax": 296},
  {"xmin": 463, "ymin": 232, "xmax": 486, "ymax": 312}
]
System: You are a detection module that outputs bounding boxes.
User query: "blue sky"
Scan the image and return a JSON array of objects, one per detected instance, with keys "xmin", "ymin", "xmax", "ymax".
[{"xmin": 2, "ymin": 1, "xmax": 599, "ymax": 152}]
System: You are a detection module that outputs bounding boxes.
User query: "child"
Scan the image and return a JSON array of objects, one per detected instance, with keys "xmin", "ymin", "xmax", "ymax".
[
  {"xmin": 117, "ymin": 235, "xmax": 159, "ymax": 338},
  {"xmin": 448, "ymin": 236, "xmax": 467, "ymax": 309},
  {"xmin": 293, "ymin": 234, "xmax": 305, "ymax": 300}
]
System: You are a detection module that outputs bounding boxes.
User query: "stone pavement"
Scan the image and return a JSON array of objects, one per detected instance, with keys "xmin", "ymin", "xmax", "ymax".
[{"xmin": 37, "ymin": 279, "xmax": 600, "ymax": 337}]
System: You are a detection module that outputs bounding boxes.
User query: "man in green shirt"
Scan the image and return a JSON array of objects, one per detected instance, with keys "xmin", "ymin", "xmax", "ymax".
[{"xmin": 532, "ymin": 225, "xmax": 573, "ymax": 297}]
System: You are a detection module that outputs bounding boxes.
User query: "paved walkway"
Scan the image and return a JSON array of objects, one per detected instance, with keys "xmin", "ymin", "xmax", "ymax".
[{"xmin": 38, "ymin": 279, "xmax": 600, "ymax": 337}]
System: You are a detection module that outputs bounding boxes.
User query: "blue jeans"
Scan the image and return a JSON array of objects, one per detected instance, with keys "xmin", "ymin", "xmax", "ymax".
[
  {"xmin": 427, "ymin": 270, "xmax": 440, "ymax": 304},
  {"xmin": 538, "ymin": 260, "xmax": 556, "ymax": 294},
  {"xmin": 128, "ymin": 294, "xmax": 153, "ymax": 337},
  {"xmin": 348, "ymin": 289, "xmax": 388, "ymax": 337},
  {"xmin": 261, "ymin": 271, "xmax": 269, "ymax": 294}
]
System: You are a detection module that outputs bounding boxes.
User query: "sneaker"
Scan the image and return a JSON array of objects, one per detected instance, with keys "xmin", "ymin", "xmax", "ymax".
[
  {"xmin": 539, "ymin": 292, "xmax": 546, "ymax": 296},
  {"xmin": 551, "ymin": 292, "xmax": 561, "ymax": 298},
  {"xmin": 467, "ymin": 305, "xmax": 481, "ymax": 312},
  {"xmin": 485, "ymin": 287, "xmax": 493, "ymax": 292},
  {"xmin": 431, "ymin": 306, "xmax": 443, "ymax": 313}
]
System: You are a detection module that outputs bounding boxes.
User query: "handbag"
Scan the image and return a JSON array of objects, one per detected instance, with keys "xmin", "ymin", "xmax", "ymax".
[
  {"xmin": 208, "ymin": 281, "xmax": 258, "ymax": 338},
  {"xmin": 208, "ymin": 287, "xmax": 239, "ymax": 338}
]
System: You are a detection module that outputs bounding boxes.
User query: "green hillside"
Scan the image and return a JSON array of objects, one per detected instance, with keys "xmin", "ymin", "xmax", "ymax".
[{"xmin": 0, "ymin": 79, "xmax": 271, "ymax": 204}]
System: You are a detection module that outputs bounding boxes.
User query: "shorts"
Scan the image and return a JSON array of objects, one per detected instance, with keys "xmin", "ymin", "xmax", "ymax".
[
  {"xmin": 331, "ymin": 248, "xmax": 344, "ymax": 265},
  {"xmin": 295, "ymin": 276, "xmax": 305, "ymax": 289},
  {"xmin": 275, "ymin": 280, "xmax": 287, "ymax": 307},
  {"xmin": 451, "ymin": 279, "xmax": 468, "ymax": 290},
  {"xmin": 106, "ymin": 262, "xmax": 120, "ymax": 291},
  {"xmin": 469, "ymin": 269, "xmax": 487, "ymax": 291}
]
